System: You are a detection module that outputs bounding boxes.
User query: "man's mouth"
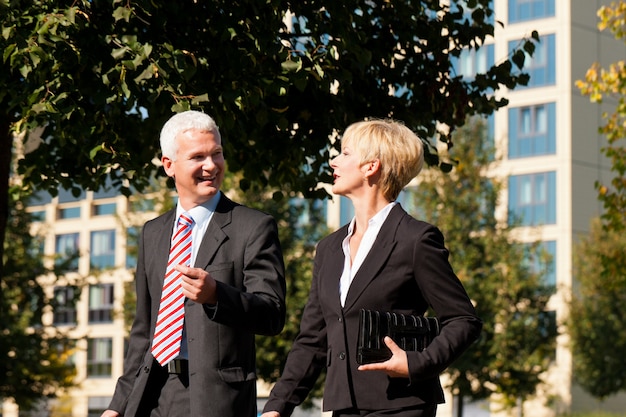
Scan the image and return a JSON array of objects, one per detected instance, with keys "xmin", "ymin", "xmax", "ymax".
[{"xmin": 198, "ymin": 175, "xmax": 216, "ymax": 182}]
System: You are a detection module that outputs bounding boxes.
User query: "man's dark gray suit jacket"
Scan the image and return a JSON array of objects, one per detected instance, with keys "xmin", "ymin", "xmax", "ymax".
[
  {"xmin": 108, "ymin": 194, "xmax": 286, "ymax": 417},
  {"xmin": 263, "ymin": 204, "xmax": 482, "ymax": 416}
]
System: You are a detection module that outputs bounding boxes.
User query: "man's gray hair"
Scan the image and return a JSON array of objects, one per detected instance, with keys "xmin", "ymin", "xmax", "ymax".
[{"xmin": 160, "ymin": 110, "xmax": 220, "ymax": 160}]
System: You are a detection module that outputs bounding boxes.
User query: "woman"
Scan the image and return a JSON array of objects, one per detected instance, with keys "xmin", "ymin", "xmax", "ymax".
[{"xmin": 262, "ymin": 119, "xmax": 482, "ymax": 417}]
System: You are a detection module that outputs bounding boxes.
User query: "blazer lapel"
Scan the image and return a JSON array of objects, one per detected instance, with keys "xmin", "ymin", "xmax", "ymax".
[
  {"xmin": 318, "ymin": 229, "xmax": 348, "ymax": 315},
  {"xmin": 193, "ymin": 195, "xmax": 232, "ymax": 269},
  {"xmin": 153, "ymin": 210, "xmax": 176, "ymax": 285},
  {"xmin": 342, "ymin": 205, "xmax": 404, "ymax": 311}
]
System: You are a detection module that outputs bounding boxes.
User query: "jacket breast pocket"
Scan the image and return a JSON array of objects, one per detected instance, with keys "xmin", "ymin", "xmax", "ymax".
[{"xmin": 206, "ymin": 262, "xmax": 234, "ymax": 285}]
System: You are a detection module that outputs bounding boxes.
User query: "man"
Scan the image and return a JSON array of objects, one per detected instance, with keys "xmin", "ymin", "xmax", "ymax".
[{"xmin": 103, "ymin": 110, "xmax": 286, "ymax": 417}]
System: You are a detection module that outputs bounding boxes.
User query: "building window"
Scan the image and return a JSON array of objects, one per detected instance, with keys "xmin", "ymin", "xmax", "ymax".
[
  {"xmin": 508, "ymin": 171, "xmax": 556, "ymax": 226},
  {"xmin": 509, "ymin": 33, "xmax": 555, "ymax": 88},
  {"xmin": 509, "ymin": 102, "xmax": 556, "ymax": 158},
  {"xmin": 93, "ymin": 202, "xmax": 117, "ymax": 216},
  {"xmin": 538, "ymin": 240, "xmax": 557, "ymax": 288},
  {"xmin": 90, "ymin": 229, "xmax": 116, "ymax": 269},
  {"xmin": 524, "ymin": 240, "xmax": 557, "ymax": 289},
  {"xmin": 58, "ymin": 206, "xmax": 81, "ymax": 219},
  {"xmin": 55, "ymin": 233, "xmax": 80, "ymax": 271},
  {"xmin": 451, "ymin": 44, "xmax": 495, "ymax": 81},
  {"xmin": 87, "ymin": 338, "xmax": 112, "ymax": 377},
  {"xmin": 89, "ymin": 283, "xmax": 114, "ymax": 323},
  {"xmin": 53, "ymin": 286, "xmax": 78, "ymax": 325},
  {"xmin": 508, "ymin": 0, "xmax": 555, "ymax": 23}
]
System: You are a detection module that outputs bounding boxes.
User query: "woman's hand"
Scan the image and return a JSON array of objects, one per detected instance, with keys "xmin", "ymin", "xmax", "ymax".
[{"xmin": 357, "ymin": 337, "xmax": 409, "ymax": 378}]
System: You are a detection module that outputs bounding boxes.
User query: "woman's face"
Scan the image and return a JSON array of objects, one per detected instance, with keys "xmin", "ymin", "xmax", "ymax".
[{"xmin": 329, "ymin": 143, "xmax": 367, "ymax": 197}]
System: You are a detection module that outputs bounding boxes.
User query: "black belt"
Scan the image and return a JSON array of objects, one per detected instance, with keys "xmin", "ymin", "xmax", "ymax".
[{"xmin": 166, "ymin": 359, "xmax": 188, "ymax": 374}]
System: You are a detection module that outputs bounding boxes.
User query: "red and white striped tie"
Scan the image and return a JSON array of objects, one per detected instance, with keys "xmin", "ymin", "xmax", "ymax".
[{"xmin": 151, "ymin": 213, "xmax": 194, "ymax": 366}]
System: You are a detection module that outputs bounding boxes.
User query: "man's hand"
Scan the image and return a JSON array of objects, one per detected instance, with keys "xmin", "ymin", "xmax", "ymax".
[
  {"xmin": 176, "ymin": 265, "xmax": 217, "ymax": 304},
  {"xmin": 357, "ymin": 337, "xmax": 409, "ymax": 378},
  {"xmin": 100, "ymin": 410, "xmax": 119, "ymax": 417},
  {"xmin": 260, "ymin": 412, "xmax": 280, "ymax": 417}
]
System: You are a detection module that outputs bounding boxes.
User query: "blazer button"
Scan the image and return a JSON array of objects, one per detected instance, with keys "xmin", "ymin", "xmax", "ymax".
[
  {"xmin": 143, "ymin": 366, "xmax": 150, "ymax": 373},
  {"xmin": 339, "ymin": 352, "xmax": 346, "ymax": 360},
  {"xmin": 338, "ymin": 317, "xmax": 343, "ymax": 323}
]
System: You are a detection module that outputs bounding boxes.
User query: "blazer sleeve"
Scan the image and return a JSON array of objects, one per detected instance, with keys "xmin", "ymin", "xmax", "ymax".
[
  {"xmin": 108, "ymin": 223, "xmax": 153, "ymax": 413},
  {"xmin": 406, "ymin": 224, "xmax": 482, "ymax": 383},
  {"xmin": 262, "ymin": 241, "xmax": 330, "ymax": 416}
]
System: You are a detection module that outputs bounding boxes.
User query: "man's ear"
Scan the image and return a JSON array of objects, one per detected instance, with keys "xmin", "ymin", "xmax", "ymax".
[{"xmin": 162, "ymin": 156, "xmax": 175, "ymax": 177}]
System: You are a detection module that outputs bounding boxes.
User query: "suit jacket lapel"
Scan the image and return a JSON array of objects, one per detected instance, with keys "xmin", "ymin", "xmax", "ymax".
[
  {"xmin": 154, "ymin": 210, "xmax": 176, "ymax": 285},
  {"xmin": 319, "ymin": 229, "xmax": 348, "ymax": 315},
  {"xmin": 194, "ymin": 195, "xmax": 233, "ymax": 269},
  {"xmin": 342, "ymin": 205, "xmax": 404, "ymax": 311}
]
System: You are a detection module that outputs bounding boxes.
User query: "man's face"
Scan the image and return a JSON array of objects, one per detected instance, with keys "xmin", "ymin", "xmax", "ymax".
[{"xmin": 162, "ymin": 129, "xmax": 225, "ymax": 208}]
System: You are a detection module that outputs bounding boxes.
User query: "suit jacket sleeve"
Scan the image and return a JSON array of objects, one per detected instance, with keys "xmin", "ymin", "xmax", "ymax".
[
  {"xmin": 405, "ymin": 224, "xmax": 482, "ymax": 383},
  {"xmin": 262, "ymin": 243, "xmax": 329, "ymax": 416},
  {"xmin": 107, "ymin": 222, "xmax": 153, "ymax": 413},
  {"xmin": 207, "ymin": 207, "xmax": 286, "ymax": 336}
]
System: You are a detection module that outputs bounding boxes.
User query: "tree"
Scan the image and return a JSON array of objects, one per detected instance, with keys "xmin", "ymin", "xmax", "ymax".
[
  {"xmin": 0, "ymin": 0, "xmax": 539, "ymax": 274},
  {"xmin": 406, "ymin": 119, "xmax": 557, "ymax": 416},
  {"xmin": 570, "ymin": 0, "xmax": 626, "ymax": 399},
  {"xmin": 1, "ymin": 195, "xmax": 76, "ymax": 411},
  {"xmin": 570, "ymin": 218, "xmax": 626, "ymax": 398}
]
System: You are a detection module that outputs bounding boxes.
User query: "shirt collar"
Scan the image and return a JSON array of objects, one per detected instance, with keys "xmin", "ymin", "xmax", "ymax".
[
  {"xmin": 346, "ymin": 201, "xmax": 397, "ymax": 236},
  {"xmin": 176, "ymin": 191, "xmax": 221, "ymax": 227}
]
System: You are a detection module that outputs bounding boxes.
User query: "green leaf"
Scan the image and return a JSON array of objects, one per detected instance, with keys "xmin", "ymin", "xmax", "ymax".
[
  {"xmin": 281, "ymin": 59, "xmax": 301, "ymax": 72},
  {"xmin": 3, "ymin": 42, "xmax": 16, "ymax": 62},
  {"xmin": 2, "ymin": 24, "xmax": 12, "ymax": 40},
  {"xmin": 113, "ymin": 6, "xmax": 131, "ymax": 23},
  {"xmin": 512, "ymin": 49, "xmax": 526, "ymax": 69}
]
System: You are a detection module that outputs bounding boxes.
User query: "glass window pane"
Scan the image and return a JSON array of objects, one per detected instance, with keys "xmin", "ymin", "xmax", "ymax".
[
  {"xmin": 94, "ymin": 203, "xmax": 117, "ymax": 216},
  {"xmin": 509, "ymin": 102, "xmax": 556, "ymax": 159},
  {"xmin": 509, "ymin": 0, "xmax": 555, "ymax": 23},
  {"xmin": 508, "ymin": 172, "xmax": 556, "ymax": 226},
  {"xmin": 55, "ymin": 233, "xmax": 80, "ymax": 270},
  {"xmin": 89, "ymin": 284, "xmax": 114, "ymax": 323},
  {"xmin": 59, "ymin": 206, "xmax": 81, "ymax": 219},
  {"xmin": 87, "ymin": 338, "xmax": 112, "ymax": 377},
  {"xmin": 90, "ymin": 230, "xmax": 116, "ymax": 269}
]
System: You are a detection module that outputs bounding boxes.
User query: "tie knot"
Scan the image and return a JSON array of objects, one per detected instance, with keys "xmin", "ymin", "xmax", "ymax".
[{"xmin": 178, "ymin": 212, "xmax": 194, "ymax": 229}]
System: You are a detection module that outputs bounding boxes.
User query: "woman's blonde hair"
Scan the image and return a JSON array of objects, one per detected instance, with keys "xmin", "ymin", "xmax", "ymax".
[{"xmin": 341, "ymin": 119, "xmax": 424, "ymax": 201}]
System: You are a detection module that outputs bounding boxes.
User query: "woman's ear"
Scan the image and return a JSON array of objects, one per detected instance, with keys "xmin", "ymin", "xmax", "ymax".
[{"xmin": 364, "ymin": 159, "xmax": 381, "ymax": 177}]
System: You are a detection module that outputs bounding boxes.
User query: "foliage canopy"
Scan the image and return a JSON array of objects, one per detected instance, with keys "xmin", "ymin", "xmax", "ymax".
[{"xmin": 0, "ymin": 0, "xmax": 538, "ymax": 263}]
